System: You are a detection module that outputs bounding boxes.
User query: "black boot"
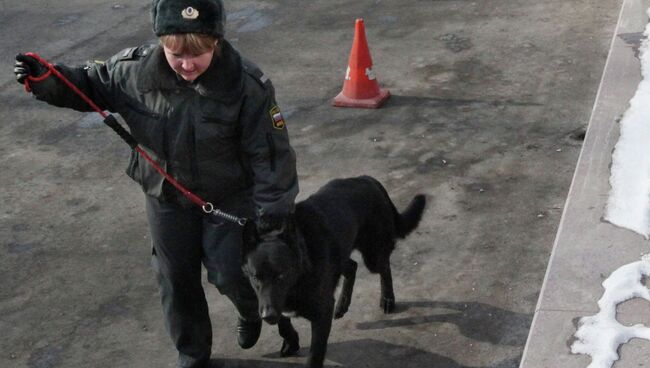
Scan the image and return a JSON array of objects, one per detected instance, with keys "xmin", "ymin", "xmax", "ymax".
[{"xmin": 237, "ymin": 318, "xmax": 262, "ymax": 349}]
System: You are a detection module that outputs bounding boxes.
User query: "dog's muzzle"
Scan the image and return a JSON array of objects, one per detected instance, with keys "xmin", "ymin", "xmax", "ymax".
[{"xmin": 261, "ymin": 306, "xmax": 280, "ymax": 325}]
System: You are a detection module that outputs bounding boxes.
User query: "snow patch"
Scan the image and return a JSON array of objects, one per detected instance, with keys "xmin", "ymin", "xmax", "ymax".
[
  {"xmin": 570, "ymin": 255, "xmax": 650, "ymax": 368},
  {"xmin": 604, "ymin": 8, "xmax": 650, "ymax": 238}
]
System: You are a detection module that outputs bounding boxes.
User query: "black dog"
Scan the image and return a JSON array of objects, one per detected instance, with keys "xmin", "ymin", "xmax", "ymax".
[{"xmin": 242, "ymin": 176, "xmax": 426, "ymax": 368}]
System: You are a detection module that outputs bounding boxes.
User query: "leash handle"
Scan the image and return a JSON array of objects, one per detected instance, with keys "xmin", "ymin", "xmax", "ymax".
[
  {"xmin": 22, "ymin": 52, "xmax": 248, "ymax": 226},
  {"xmin": 23, "ymin": 69, "xmax": 52, "ymax": 93},
  {"xmin": 103, "ymin": 115, "xmax": 137, "ymax": 149},
  {"xmin": 24, "ymin": 53, "xmax": 108, "ymax": 118}
]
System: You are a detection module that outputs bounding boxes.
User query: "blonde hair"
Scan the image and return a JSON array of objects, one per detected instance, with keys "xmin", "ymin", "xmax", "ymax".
[{"xmin": 159, "ymin": 33, "xmax": 221, "ymax": 56}]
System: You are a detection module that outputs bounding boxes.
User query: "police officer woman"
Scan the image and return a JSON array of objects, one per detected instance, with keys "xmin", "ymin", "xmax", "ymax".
[{"xmin": 14, "ymin": 1, "xmax": 298, "ymax": 367}]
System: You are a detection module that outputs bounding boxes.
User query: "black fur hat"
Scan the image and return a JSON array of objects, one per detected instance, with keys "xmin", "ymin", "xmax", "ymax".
[{"xmin": 152, "ymin": 0, "xmax": 226, "ymax": 37}]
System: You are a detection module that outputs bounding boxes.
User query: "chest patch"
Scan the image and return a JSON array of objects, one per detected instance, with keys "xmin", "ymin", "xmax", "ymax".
[{"xmin": 269, "ymin": 106, "xmax": 285, "ymax": 130}]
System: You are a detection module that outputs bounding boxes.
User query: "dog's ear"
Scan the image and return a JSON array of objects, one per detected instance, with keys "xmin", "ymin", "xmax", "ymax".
[{"xmin": 241, "ymin": 221, "xmax": 259, "ymax": 259}]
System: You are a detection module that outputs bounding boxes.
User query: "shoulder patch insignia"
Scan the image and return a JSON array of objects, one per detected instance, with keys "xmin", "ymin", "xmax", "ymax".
[{"xmin": 269, "ymin": 106, "xmax": 285, "ymax": 130}]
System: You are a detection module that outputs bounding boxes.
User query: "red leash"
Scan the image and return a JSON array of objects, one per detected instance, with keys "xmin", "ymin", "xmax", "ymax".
[{"xmin": 23, "ymin": 52, "xmax": 247, "ymax": 226}]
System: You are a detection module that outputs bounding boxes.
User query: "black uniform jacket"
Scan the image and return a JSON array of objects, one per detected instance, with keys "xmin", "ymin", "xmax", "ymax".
[{"xmin": 30, "ymin": 40, "xmax": 298, "ymax": 218}]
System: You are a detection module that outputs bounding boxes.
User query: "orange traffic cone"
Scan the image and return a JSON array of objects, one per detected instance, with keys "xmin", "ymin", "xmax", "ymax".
[{"xmin": 333, "ymin": 18, "xmax": 390, "ymax": 109}]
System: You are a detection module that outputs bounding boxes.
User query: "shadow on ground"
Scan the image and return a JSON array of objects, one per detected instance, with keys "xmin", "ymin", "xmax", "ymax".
[
  {"xmin": 211, "ymin": 339, "xmax": 521, "ymax": 368},
  {"xmin": 356, "ymin": 300, "xmax": 533, "ymax": 347},
  {"xmin": 209, "ymin": 300, "xmax": 529, "ymax": 367}
]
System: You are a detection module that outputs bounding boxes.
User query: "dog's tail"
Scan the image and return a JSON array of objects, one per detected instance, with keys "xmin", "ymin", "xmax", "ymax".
[{"xmin": 396, "ymin": 194, "xmax": 426, "ymax": 238}]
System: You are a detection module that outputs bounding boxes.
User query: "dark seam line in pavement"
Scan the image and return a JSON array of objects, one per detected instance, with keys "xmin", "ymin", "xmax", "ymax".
[
  {"xmin": 46, "ymin": 3, "xmax": 153, "ymax": 61},
  {"xmin": 535, "ymin": 308, "xmax": 599, "ymax": 314},
  {"xmin": 0, "ymin": 4, "xmax": 151, "ymax": 91}
]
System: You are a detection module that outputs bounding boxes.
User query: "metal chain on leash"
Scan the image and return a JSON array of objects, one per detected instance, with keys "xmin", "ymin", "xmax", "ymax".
[
  {"xmin": 201, "ymin": 203, "xmax": 247, "ymax": 226},
  {"xmin": 23, "ymin": 52, "xmax": 247, "ymax": 226}
]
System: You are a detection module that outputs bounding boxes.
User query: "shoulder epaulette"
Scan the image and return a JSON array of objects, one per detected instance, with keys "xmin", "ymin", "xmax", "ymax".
[
  {"xmin": 117, "ymin": 47, "xmax": 138, "ymax": 61},
  {"xmin": 135, "ymin": 44, "xmax": 156, "ymax": 58},
  {"xmin": 242, "ymin": 58, "xmax": 270, "ymax": 88},
  {"xmin": 116, "ymin": 44, "xmax": 155, "ymax": 62}
]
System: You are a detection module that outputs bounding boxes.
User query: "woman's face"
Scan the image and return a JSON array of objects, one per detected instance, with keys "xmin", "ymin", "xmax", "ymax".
[{"xmin": 163, "ymin": 45, "xmax": 214, "ymax": 82}]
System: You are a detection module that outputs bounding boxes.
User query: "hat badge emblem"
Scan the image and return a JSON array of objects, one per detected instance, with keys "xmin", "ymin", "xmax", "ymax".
[{"xmin": 181, "ymin": 7, "xmax": 199, "ymax": 20}]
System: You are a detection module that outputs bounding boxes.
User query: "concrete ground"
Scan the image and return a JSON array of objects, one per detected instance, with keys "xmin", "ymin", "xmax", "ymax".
[
  {"xmin": 0, "ymin": 1, "xmax": 620, "ymax": 367},
  {"xmin": 521, "ymin": 1, "xmax": 650, "ymax": 367}
]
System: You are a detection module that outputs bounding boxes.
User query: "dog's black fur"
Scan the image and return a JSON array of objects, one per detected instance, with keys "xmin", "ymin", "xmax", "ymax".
[{"xmin": 242, "ymin": 176, "xmax": 426, "ymax": 368}]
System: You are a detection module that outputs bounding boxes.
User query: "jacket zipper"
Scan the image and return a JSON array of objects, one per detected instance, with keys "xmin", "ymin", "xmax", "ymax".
[
  {"xmin": 266, "ymin": 133, "xmax": 276, "ymax": 172},
  {"xmin": 188, "ymin": 124, "xmax": 200, "ymax": 185}
]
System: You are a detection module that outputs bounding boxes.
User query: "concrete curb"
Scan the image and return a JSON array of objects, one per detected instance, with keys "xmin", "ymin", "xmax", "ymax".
[{"xmin": 519, "ymin": 1, "xmax": 650, "ymax": 367}]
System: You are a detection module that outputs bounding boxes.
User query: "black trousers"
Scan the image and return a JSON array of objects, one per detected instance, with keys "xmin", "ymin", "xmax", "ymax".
[{"xmin": 145, "ymin": 196, "xmax": 259, "ymax": 368}]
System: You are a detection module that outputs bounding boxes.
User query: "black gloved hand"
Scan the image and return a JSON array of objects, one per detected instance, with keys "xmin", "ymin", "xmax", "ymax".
[{"xmin": 14, "ymin": 54, "xmax": 48, "ymax": 85}]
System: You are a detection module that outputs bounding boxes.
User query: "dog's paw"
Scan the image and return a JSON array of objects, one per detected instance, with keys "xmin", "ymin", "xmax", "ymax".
[
  {"xmin": 380, "ymin": 296, "xmax": 396, "ymax": 314},
  {"xmin": 334, "ymin": 308, "xmax": 346, "ymax": 319},
  {"xmin": 280, "ymin": 334, "xmax": 300, "ymax": 357},
  {"xmin": 334, "ymin": 298, "xmax": 350, "ymax": 319}
]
